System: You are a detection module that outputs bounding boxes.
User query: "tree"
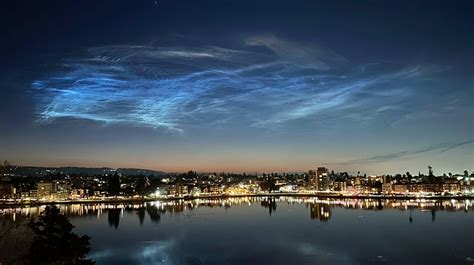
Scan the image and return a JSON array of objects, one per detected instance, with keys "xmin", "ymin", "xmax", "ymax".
[
  {"xmin": 29, "ymin": 206, "xmax": 94, "ymax": 265},
  {"xmin": 0, "ymin": 160, "xmax": 11, "ymax": 175},
  {"xmin": 107, "ymin": 172, "xmax": 121, "ymax": 196},
  {"xmin": 187, "ymin": 170, "xmax": 196, "ymax": 179},
  {"xmin": 259, "ymin": 177, "xmax": 276, "ymax": 192},
  {"xmin": 0, "ymin": 214, "xmax": 34, "ymax": 264},
  {"xmin": 135, "ymin": 175, "xmax": 148, "ymax": 195}
]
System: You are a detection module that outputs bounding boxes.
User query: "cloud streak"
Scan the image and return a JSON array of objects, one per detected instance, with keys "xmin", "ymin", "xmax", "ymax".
[
  {"xmin": 31, "ymin": 35, "xmax": 452, "ymax": 133},
  {"xmin": 330, "ymin": 140, "xmax": 474, "ymax": 165}
]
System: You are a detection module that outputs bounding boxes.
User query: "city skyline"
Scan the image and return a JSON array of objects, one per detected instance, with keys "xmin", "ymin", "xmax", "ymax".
[{"xmin": 1, "ymin": 1, "xmax": 473, "ymax": 174}]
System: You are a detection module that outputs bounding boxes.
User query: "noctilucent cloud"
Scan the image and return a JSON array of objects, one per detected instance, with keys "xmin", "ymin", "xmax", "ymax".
[{"xmin": 0, "ymin": 1, "xmax": 473, "ymax": 173}]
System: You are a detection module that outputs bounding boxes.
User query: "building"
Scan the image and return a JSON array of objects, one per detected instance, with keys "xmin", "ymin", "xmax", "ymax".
[
  {"xmin": 279, "ymin": 185, "xmax": 298, "ymax": 193},
  {"xmin": 316, "ymin": 167, "xmax": 330, "ymax": 191},
  {"xmin": 460, "ymin": 177, "xmax": 473, "ymax": 194},
  {"xmin": 308, "ymin": 167, "xmax": 330, "ymax": 192},
  {"xmin": 29, "ymin": 190, "xmax": 38, "ymax": 200},
  {"xmin": 54, "ymin": 180, "xmax": 72, "ymax": 200},
  {"xmin": 441, "ymin": 179, "xmax": 461, "ymax": 193},
  {"xmin": 308, "ymin": 170, "xmax": 317, "ymax": 189},
  {"xmin": 71, "ymin": 188, "xmax": 86, "ymax": 200},
  {"xmin": 163, "ymin": 184, "xmax": 189, "ymax": 197},
  {"xmin": 333, "ymin": 180, "xmax": 347, "ymax": 192},
  {"xmin": 382, "ymin": 183, "xmax": 393, "ymax": 194},
  {"xmin": 408, "ymin": 183, "xmax": 441, "ymax": 193},
  {"xmin": 392, "ymin": 184, "xmax": 409, "ymax": 194},
  {"xmin": 37, "ymin": 182, "xmax": 56, "ymax": 200}
]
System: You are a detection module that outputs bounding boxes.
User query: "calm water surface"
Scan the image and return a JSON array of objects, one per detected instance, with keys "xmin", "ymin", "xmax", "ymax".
[{"xmin": 4, "ymin": 197, "xmax": 474, "ymax": 265}]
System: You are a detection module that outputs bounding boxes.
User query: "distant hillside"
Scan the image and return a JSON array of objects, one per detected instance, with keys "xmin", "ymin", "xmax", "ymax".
[
  {"xmin": 116, "ymin": 168, "xmax": 166, "ymax": 176},
  {"xmin": 6, "ymin": 166, "xmax": 166, "ymax": 177}
]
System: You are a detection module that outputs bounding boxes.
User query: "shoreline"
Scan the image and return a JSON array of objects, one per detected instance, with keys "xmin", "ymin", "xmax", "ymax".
[{"xmin": 1, "ymin": 193, "xmax": 473, "ymax": 208}]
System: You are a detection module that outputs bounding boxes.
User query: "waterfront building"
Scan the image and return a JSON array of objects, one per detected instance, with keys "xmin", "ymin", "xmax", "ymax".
[
  {"xmin": 29, "ymin": 190, "xmax": 38, "ymax": 200},
  {"xmin": 19, "ymin": 191, "xmax": 29, "ymax": 200},
  {"xmin": 345, "ymin": 184, "xmax": 356, "ymax": 193},
  {"xmin": 333, "ymin": 180, "xmax": 347, "ymax": 192},
  {"xmin": 441, "ymin": 179, "xmax": 461, "ymax": 193},
  {"xmin": 37, "ymin": 182, "xmax": 56, "ymax": 200},
  {"xmin": 382, "ymin": 183, "xmax": 393, "ymax": 194},
  {"xmin": 308, "ymin": 170, "xmax": 317, "ymax": 189},
  {"xmin": 408, "ymin": 183, "xmax": 440, "ymax": 193},
  {"xmin": 71, "ymin": 188, "xmax": 86, "ymax": 200},
  {"xmin": 393, "ymin": 184, "xmax": 409, "ymax": 194},
  {"xmin": 279, "ymin": 185, "xmax": 298, "ymax": 193},
  {"xmin": 55, "ymin": 180, "xmax": 72, "ymax": 200},
  {"xmin": 308, "ymin": 167, "xmax": 330, "ymax": 191},
  {"xmin": 316, "ymin": 167, "xmax": 329, "ymax": 191}
]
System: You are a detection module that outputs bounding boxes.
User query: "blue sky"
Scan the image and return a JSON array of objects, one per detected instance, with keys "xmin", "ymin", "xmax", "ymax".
[{"xmin": 0, "ymin": 0, "xmax": 472, "ymax": 174}]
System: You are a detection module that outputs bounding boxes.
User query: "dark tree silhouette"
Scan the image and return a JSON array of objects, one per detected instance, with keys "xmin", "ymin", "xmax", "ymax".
[
  {"xmin": 259, "ymin": 177, "xmax": 277, "ymax": 192},
  {"xmin": 0, "ymin": 160, "xmax": 11, "ymax": 175},
  {"xmin": 29, "ymin": 205, "xmax": 94, "ymax": 265},
  {"xmin": 135, "ymin": 175, "xmax": 147, "ymax": 195},
  {"xmin": 107, "ymin": 172, "xmax": 121, "ymax": 196}
]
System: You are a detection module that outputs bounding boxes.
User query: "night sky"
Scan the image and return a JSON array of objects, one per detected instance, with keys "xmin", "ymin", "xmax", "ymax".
[{"xmin": 0, "ymin": 0, "xmax": 473, "ymax": 174}]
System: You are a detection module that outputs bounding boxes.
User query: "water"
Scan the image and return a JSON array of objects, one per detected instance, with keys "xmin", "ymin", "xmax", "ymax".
[{"xmin": 2, "ymin": 197, "xmax": 474, "ymax": 265}]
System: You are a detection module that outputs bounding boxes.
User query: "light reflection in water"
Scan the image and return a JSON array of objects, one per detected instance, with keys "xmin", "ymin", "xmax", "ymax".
[
  {"xmin": 1, "ymin": 197, "xmax": 472, "ymax": 223},
  {"xmin": 1, "ymin": 197, "xmax": 473, "ymax": 265}
]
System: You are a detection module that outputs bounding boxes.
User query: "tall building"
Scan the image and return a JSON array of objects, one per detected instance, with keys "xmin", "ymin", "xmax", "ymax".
[
  {"xmin": 308, "ymin": 170, "xmax": 317, "ymax": 189},
  {"xmin": 316, "ymin": 167, "xmax": 330, "ymax": 191},
  {"xmin": 308, "ymin": 167, "xmax": 330, "ymax": 191}
]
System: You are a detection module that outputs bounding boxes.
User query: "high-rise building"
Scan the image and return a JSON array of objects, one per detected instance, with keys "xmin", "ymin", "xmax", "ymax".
[
  {"xmin": 316, "ymin": 167, "xmax": 330, "ymax": 191},
  {"xmin": 308, "ymin": 167, "xmax": 330, "ymax": 191},
  {"xmin": 308, "ymin": 170, "xmax": 317, "ymax": 189}
]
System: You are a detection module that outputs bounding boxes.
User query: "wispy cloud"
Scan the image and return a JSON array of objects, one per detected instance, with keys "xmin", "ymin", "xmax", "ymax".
[
  {"xmin": 440, "ymin": 140, "xmax": 474, "ymax": 153},
  {"xmin": 330, "ymin": 140, "xmax": 474, "ymax": 165},
  {"xmin": 245, "ymin": 33, "xmax": 347, "ymax": 70},
  {"xmin": 31, "ymin": 35, "xmax": 453, "ymax": 133}
]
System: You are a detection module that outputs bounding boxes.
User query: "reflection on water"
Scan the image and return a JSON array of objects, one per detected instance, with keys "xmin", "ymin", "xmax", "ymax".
[
  {"xmin": 1, "ymin": 197, "xmax": 473, "ymax": 265},
  {"xmin": 1, "ymin": 197, "xmax": 472, "ymax": 225},
  {"xmin": 108, "ymin": 208, "xmax": 121, "ymax": 229}
]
